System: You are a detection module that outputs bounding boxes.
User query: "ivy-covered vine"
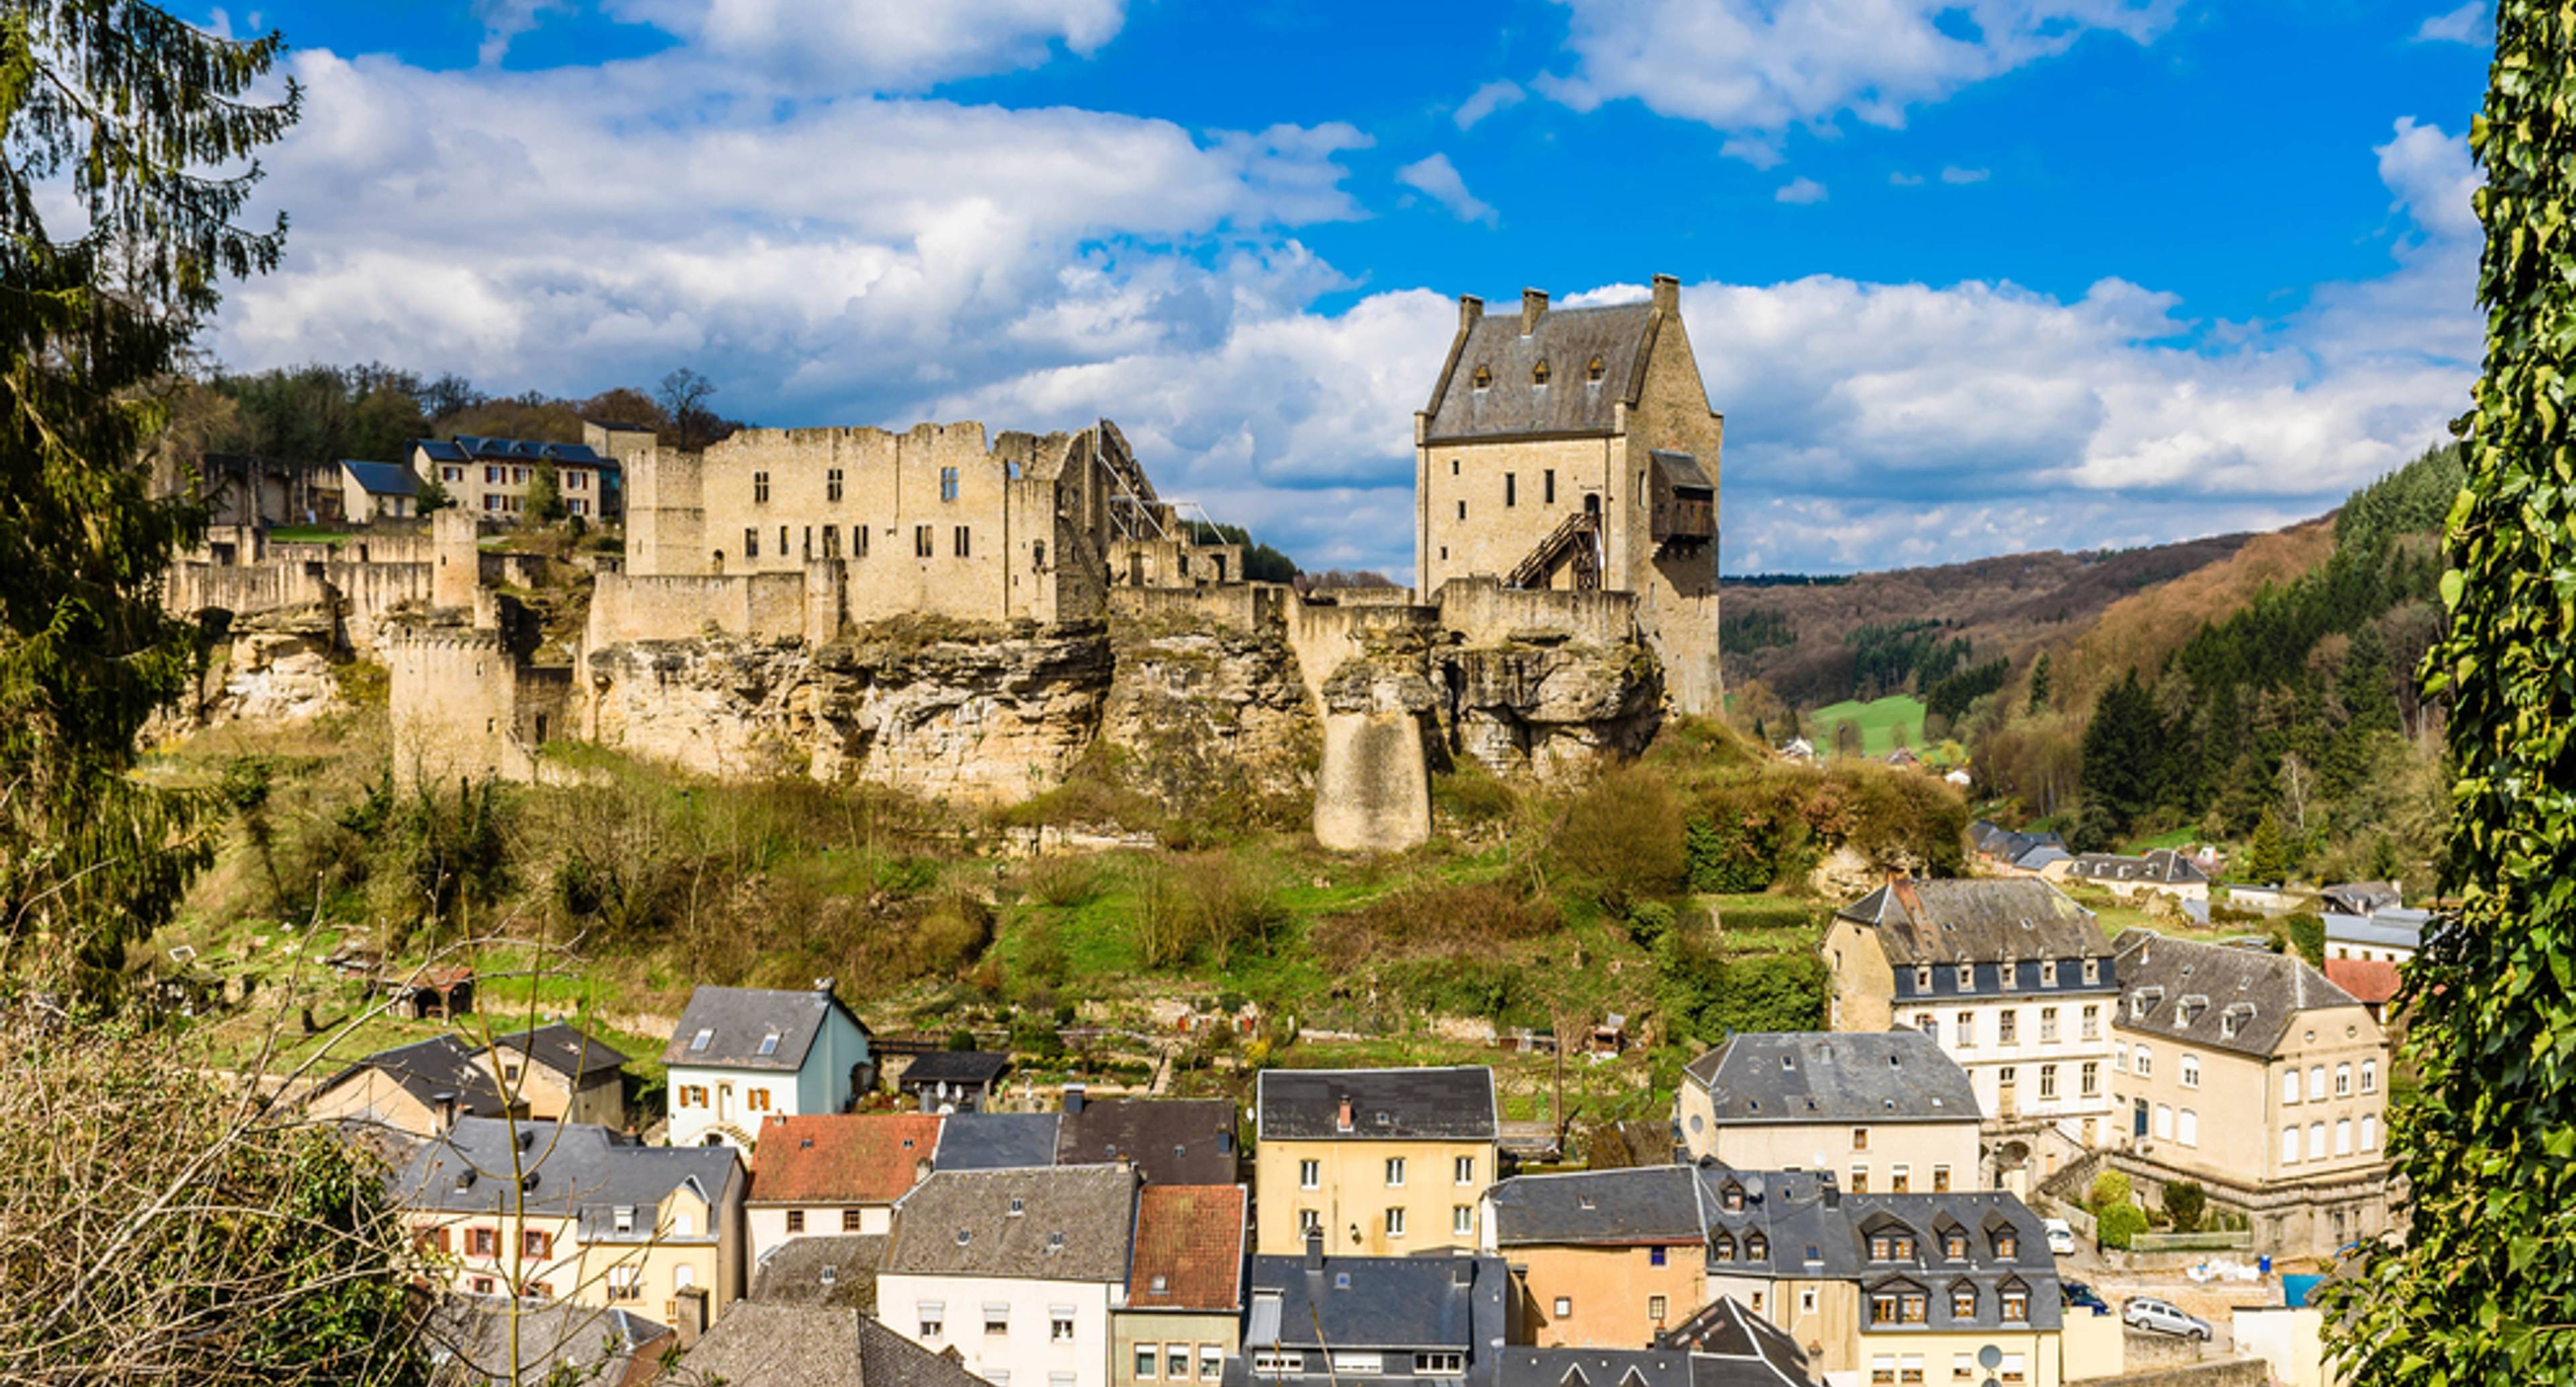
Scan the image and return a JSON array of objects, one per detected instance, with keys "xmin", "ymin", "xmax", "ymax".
[{"xmin": 2332, "ymin": 4, "xmax": 2576, "ymax": 1380}]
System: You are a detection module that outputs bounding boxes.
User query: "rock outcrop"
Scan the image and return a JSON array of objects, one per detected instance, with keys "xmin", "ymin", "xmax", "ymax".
[
  {"xmin": 1436, "ymin": 639, "xmax": 1662, "ymax": 783},
  {"xmin": 1103, "ymin": 618, "xmax": 1319, "ymax": 807},
  {"xmin": 150, "ymin": 604, "xmax": 350, "ymax": 737}
]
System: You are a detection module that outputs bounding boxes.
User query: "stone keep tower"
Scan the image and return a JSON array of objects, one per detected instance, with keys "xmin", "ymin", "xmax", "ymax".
[
  {"xmin": 432, "ymin": 506, "xmax": 480, "ymax": 610},
  {"xmin": 1413, "ymin": 274, "xmax": 1722, "ymax": 714}
]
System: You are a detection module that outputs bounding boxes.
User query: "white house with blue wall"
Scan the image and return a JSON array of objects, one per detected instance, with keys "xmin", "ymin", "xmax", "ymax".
[{"xmin": 663, "ymin": 982, "xmax": 875, "ymax": 1149}]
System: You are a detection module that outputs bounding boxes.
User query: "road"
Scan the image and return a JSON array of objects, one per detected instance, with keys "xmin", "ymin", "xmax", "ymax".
[{"xmin": 2055, "ymin": 1241, "xmax": 2264, "ymax": 1357}]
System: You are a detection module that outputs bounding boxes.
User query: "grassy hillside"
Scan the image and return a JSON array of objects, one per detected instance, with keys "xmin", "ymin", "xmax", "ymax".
[{"xmin": 1806, "ymin": 696, "xmax": 1929, "ymax": 758}]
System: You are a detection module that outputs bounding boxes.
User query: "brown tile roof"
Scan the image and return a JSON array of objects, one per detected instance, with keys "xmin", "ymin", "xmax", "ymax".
[
  {"xmin": 2324, "ymin": 958, "xmax": 2404, "ymax": 1007},
  {"xmin": 1127, "ymin": 1184, "xmax": 1246, "ymax": 1312},
  {"xmin": 750, "ymin": 1113, "xmax": 944, "ymax": 1205}
]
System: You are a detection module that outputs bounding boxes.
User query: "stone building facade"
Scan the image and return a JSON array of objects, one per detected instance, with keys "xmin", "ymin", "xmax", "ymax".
[{"xmin": 1414, "ymin": 275, "xmax": 1721, "ymax": 714}]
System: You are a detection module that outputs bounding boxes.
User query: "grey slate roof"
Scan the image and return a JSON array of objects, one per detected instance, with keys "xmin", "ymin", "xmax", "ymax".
[
  {"xmin": 1651, "ymin": 449, "xmax": 1715, "ymax": 492},
  {"xmin": 2014, "ymin": 846, "xmax": 2072, "ymax": 871},
  {"xmin": 2324, "ymin": 912, "xmax": 2426, "ymax": 951},
  {"xmin": 931, "ymin": 1112, "xmax": 1061, "ymax": 1171},
  {"xmin": 898, "ymin": 1050, "xmax": 1010, "ymax": 1087},
  {"xmin": 1055, "ymin": 1096, "xmax": 1239, "ymax": 1186},
  {"xmin": 2320, "ymin": 881, "xmax": 2404, "ymax": 916},
  {"xmin": 1227, "ymin": 1252, "xmax": 1511, "ymax": 1387},
  {"xmin": 751, "ymin": 1233, "xmax": 885, "ymax": 1310},
  {"xmin": 1256, "ymin": 1066, "xmax": 1498, "ymax": 1142},
  {"xmin": 1836, "ymin": 879, "xmax": 2109, "ymax": 967},
  {"xmin": 423, "ymin": 1298, "xmax": 669, "ymax": 1387},
  {"xmin": 314, "ymin": 1034, "xmax": 506, "ymax": 1120},
  {"xmin": 1682, "ymin": 1031, "xmax": 1978, "ymax": 1126},
  {"xmin": 342, "ymin": 459, "xmax": 419, "ymax": 496},
  {"xmin": 676, "ymin": 1302, "xmax": 986, "ymax": 1387},
  {"xmin": 491, "ymin": 1023, "xmax": 629, "ymax": 1080},
  {"xmin": 390, "ymin": 1119, "xmax": 741, "ymax": 1235},
  {"xmin": 1424, "ymin": 300, "xmax": 1658, "ymax": 442},
  {"xmin": 665, "ymin": 985, "xmax": 867, "ymax": 1072},
  {"xmin": 1651, "ymin": 1295, "xmax": 1817, "ymax": 1386},
  {"xmin": 1487, "ymin": 1164, "xmax": 1714, "ymax": 1247},
  {"xmin": 883, "ymin": 1164, "xmax": 1136, "ymax": 1283},
  {"xmin": 413, "ymin": 439, "xmax": 469, "ymax": 463},
  {"xmin": 2112, "ymin": 932, "xmax": 2361, "ymax": 1058},
  {"xmin": 2064, "ymin": 850, "xmax": 2209, "ymax": 885},
  {"xmin": 1686, "ymin": 1170, "xmax": 2061, "ymax": 1335}
]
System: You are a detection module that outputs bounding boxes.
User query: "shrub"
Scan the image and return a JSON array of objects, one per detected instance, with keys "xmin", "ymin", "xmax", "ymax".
[
  {"xmin": 945, "ymin": 1030, "xmax": 978, "ymax": 1051},
  {"xmin": 2097, "ymin": 1203, "xmax": 2149, "ymax": 1250},
  {"xmin": 1686, "ymin": 811, "xmax": 1780, "ymax": 892},
  {"xmin": 1552, "ymin": 766, "xmax": 1686, "ymax": 911},
  {"xmin": 1132, "ymin": 851, "xmax": 1287, "ymax": 970},
  {"xmin": 2088, "ymin": 1169, "xmax": 2133, "ymax": 1214},
  {"xmin": 1627, "ymin": 900, "xmax": 1678, "ymax": 946},
  {"xmin": 1312, "ymin": 879, "xmax": 1563, "ymax": 964},
  {"xmin": 2284, "ymin": 912, "xmax": 2326, "ymax": 969},
  {"xmin": 2163, "ymin": 1180, "xmax": 2207, "ymax": 1233},
  {"xmin": 1433, "ymin": 765, "xmax": 1519, "ymax": 826},
  {"xmin": 1020, "ymin": 855, "xmax": 1103, "ymax": 908}
]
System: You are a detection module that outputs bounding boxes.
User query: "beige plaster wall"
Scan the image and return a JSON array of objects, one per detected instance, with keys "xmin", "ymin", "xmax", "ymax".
[{"xmin": 1252, "ymin": 1137, "xmax": 1495, "ymax": 1258}]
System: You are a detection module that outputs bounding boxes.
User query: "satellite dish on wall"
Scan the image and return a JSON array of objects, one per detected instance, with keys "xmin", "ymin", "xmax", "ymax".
[{"xmin": 1978, "ymin": 1347, "xmax": 2004, "ymax": 1371}]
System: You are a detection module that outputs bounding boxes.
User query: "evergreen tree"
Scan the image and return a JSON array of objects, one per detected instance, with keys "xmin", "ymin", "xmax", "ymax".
[
  {"xmin": 1, "ymin": 2, "xmax": 300, "ymax": 999},
  {"xmin": 525, "ymin": 458, "xmax": 566, "ymax": 524},
  {"xmin": 2335, "ymin": 5, "xmax": 2576, "ymax": 1376},
  {"xmin": 2246, "ymin": 809, "xmax": 2292, "ymax": 885},
  {"xmin": 2027, "ymin": 652, "xmax": 2053, "ymax": 713},
  {"xmin": 414, "ymin": 471, "xmax": 452, "ymax": 514},
  {"xmin": 2078, "ymin": 670, "xmax": 2159, "ymax": 832}
]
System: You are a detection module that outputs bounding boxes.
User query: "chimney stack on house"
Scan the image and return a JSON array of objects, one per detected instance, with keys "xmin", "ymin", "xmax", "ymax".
[
  {"xmin": 1336, "ymin": 1097, "xmax": 1354, "ymax": 1133},
  {"xmin": 1304, "ymin": 1227, "xmax": 1326, "ymax": 1270},
  {"xmin": 1521, "ymin": 288, "xmax": 1548, "ymax": 333}
]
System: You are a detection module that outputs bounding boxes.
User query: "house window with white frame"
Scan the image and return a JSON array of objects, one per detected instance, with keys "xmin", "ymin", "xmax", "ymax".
[
  {"xmin": 918, "ymin": 1302, "xmax": 945, "ymax": 1339},
  {"xmin": 1050, "ymin": 1307, "xmax": 1075, "ymax": 1341},
  {"xmin": 2178, "ymin": 1108, "xmax": 2198, "ymax": 1146},
  {"xmin": 1453, "ymin": 1205, "xmax": 1474, "ymax": 1236},
  {"xmin": 1386, "ymin": 1207, "xmax": 1406, "ymax": 1237},
  {"xmin": 1135, "ymin": 1347, "xmax": 1159, "ymax": 1380},
  {"xmin": 2039, "ymin": 1006, "xmax": 2059, "ymax": 1042},
  {"xmin": 2180, "ymin": 1055, "xmax": 2200, "ymax": 1089},
  {"xmin": 1299, "ymin": 1160, "xmax": 1320, "ymax": 1190},
  {"xmin": 2363, "ymin": 1058, "xmax": 2379, "ymax": 1093},
  {"xmin": 1385, "ymin": 1157, "xmax": 1405, "ymax": 1187},
  {"xmin": 1454, "ymin": 1155, "xmax": 1476, "ymax": 1184}
]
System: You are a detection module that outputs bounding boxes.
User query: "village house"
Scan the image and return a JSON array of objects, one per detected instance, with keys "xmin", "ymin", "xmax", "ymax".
[
  {"xmin": 1614, "ymin": 1296, "xmax": 1828, "ymax": 1387},
  {"xmin": 1676, "ymin": 1032, "xmax": 1982, "ymax": 1195},
  {"xmin": 2105, "ymin": 933, "xmax": 2393, "ymax": 1257},
  {"xmin": 1413, "ymin": 276, "xmax": 1723, "ymax": 714},
  {"xmin": 744, "ymin": 1111, "xmax": 944, "ymax": 1260},
  {"xmin": 1057, "ymin": 1089, "xmax": 1242, "ymax": 1186},
  {"xmin": 1967, "ymin": 823, "xmax": 2069, "ymax": 877},
  {"xmin": 1483, "ymin": 1164, "xmax": 1723, "ymax": 1347},
  {"xmin": 1221, "ymin": 1236, "xmax": 1512, "ymax": 1387},
  {"xmin": 1252, "ymin": 1066, "xmax": 1500, "ymax": 1257},
  {"xmin": 1821, "ymin": 881, "xmax": 2119, "ymax": 1190},
  {"xmin": 420, "ymin": 1298, "xmax": 674, "ymax": 1387},
  {"xmin": 2317, "ymin": 882, "xmax": 2404, "ymax": 918},
  {"xmin": 1110, "ymin": 1184, "xmax": 1250, "ymax": 1387},
  {"xmin": 474, "ymin": 1023, "xmax": 629, "ymax": 1127},
  {"xmin": 307, "ymin": 1034, "xmax": 511, "ymax": 1136},
  {"xmin": 393, "ymin": 1118, "xmax": 745, "ymax": 1329},
  {"xmin": 878, "ymin": 1164, "xmax": 1142, "ymax": 1387},
  {"xmin": 340, "ymin": 459, "xmax": 421, "ymax": 520},
  {"xmin": 664, "ymin": 983, "xmax": 877, "ymax": 1150},
  {"xmin": 936, "ymin": 1111, "xmax": 1066, "ymax": 1170},
  {"xmin": 2056, "ymin": 850, "xmax": 2210, "ymax": 903},
  {"xmin": 747, "ymin": 1232, "xmax": 884, "ymax": 1309},
  {"xmin": 2322, "ymin": 958, "xmax": 2405, "ymax": 1030},
  {"xmin": 675, "ymin": 1300, "xmax": 994, "ymax": 1387},
  {"xmin": 900, "ymin": 1050, "xmax": 1012, "ymax": 1113},
  {"xmin": 408, "ymin": 434, "xmax": 619, "ymax": 522},
  {"xmin": 2322, "ymin": 907, "xmax": 2428, "ymax": 964},
  {"xmin": 195, "ymin": 451, "xmax": 343, "ymax": 530}
]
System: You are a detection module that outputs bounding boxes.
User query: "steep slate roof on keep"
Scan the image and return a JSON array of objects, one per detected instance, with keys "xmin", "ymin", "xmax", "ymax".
[
  {"xmin": 930, "ymin": 1112, "xmax": 1061, "ymax": 1171},
  {"xmin": 2112, "ymin": 932, "xmax": 2362, "ymax": 1058},
  {"xmin": 1055, "ymin": 1096, "xmax": 1238, "ymax": 1186},
  {"xmin": 665, "ymin": 985, "xmax": 867, "ymax": 1071},
  {"xmin": 1683, "ymin": 1031, "xmax": 1977, "ymax": 1125},
  {"xmin": 491, "ymin": 1023, "xmax": 629, "ymax": 1079},
  {"xmin": 1424, "ymin": 300, "xmax": 1658, "ymax": 441},
  {"xmin": 1256, "ymin": 1066, "xmax": 1497, "ymax": 1142},
  {"xmin": 1486, "ymin": 1165, "xmax": 1713, "ymax": 1247},
  {"xmin": 883, "ymin": 1164, "xmax": 1138, "ymax": 1283},
  {"xmin": 1126, "ymin": 1184, "xmax": 1248, "ymax": 1312},
  {"xmin": 341, "ymin": 459, "xmax": 419, "ymax": 496},
  {"xmin": 750, "ymin": 1113, "xmax": 943, "ymax": 1204},
  {"xmin": 1836, "ymin": 878, "xmax": 2109, "ymax": 967}
]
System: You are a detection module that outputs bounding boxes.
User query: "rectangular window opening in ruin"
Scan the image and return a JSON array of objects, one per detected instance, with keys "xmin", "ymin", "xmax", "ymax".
[
  {"xmin": 755, "ymin": 471, "xmax": 771, "ymax": 504},
  {"xmin": 1546, "ymin": 469, "xmax": 1556, "ymax": 504},
  {"xmin": 828, "ymin": 468, "xmax": 844, "ymax": 503},
  {"xmin": 1506, "ymin": 474, "xmax": 1517, "ymax": 506},
  {"xmin": 916, "ymin": 525, "xmax": 932, "ymax": 557},
  {"xmin": 954, "ymin": 526, "xmax": 971, "ymax": 558},
  {"xmin": 745, "ymin": 528, "xmax": 759, "ymax": 559},
  {"xmin": 941, "ymin": 467, "xmax": 960, "ymax": 502}
]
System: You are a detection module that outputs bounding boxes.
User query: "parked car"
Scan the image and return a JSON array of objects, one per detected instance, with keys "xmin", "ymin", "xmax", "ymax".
[
  {"xmin": 2043, "ymin": 1218, "xmax": 2077, "ymax": 1256},
  {"xmin": 2063, "ymin": 1280, "xmax": 2110, "ymax": 1313},
  {"xmin": 2123, "ymin": 1297, "xmax": 2213, "ymax": 1340}
]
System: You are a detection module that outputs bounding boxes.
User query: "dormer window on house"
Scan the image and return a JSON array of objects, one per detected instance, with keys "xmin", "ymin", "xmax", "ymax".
[
  {"xmin": 1711, "ymin": 1232, "xmax": 1735, "ymax": 1261},
  {"xmin": 1723, "ymin": 1182, "xmax": 1746, "ymax": 1212},
  {"xmin": 1745, "ymin": 1232, "xmax": 1769, "ymax": 1260},
  {"xmin": 1956, "ymin": 963, "xmax": 1975, "ymax": 990},
  {"xmin": 1587, "ymin": 355, "xmax": 1605, "ymax": 382},
  {"xmin": 1950, "ymin": 1284, "xmax": 1978, "ymax": 1319},
  {"xmin": 1532, "ymin": 359, "xmax": 1552, "ymax": 386},
  {"xmin": 1869, "ymin": 1231, "xmax": 1917, "ymax": 1261},
  {"xmin": 1915, "ymin": 965, "xmax": 1934, "ymax": 992},
  {"xmin": 2000, "ymin": 960, "xmax": 2019, "ymax": 989},
  {"xmin": 1942, "ymin": 1231, "xmax": 1968, "ymax": 1260},
  {"xmin": 2084, "ymin": 958, "xmax": 2101, "ymax": 984},
  {"xmin": 1999, "ymin": 1282, "xmax": 2030, "ymax": 1323},
  {"xmin": 2041, "ymin": 960, "xmax": 2058, "ymax": 987},
  {"xmin": 1993, "ymin": 1230, "xmax": 2019, "ymax": 1259},
  {"xmin": 690, "ymin": 1028, "xmax": 712, "ymax": 1052},
  {"xmin": 1472, "ymin": 365, "xmax": 1493, "ymax": 390}
]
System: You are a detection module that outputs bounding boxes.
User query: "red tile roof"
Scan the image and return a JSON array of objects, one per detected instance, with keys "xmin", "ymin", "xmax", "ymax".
[
  {"xmin": 749, "ymin": 1113, "xmax": 945, "ymax": 1205},
  {"xmin": 1126, "ymin": 1184, "xmax": 1246, "ymax": 1313},
  {"xmin": 2324, "ymin": 958, "xmax": 2403, "ymax": 1007}
]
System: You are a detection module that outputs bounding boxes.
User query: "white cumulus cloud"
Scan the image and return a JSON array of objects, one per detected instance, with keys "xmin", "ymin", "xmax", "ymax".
[
  {"xmin": 1454, "ymin": 80, "xmax": 1527, "ymax": 130},
  {"xmin": 1776, "ymin": 176, "xmax": 1829, "ymax": 203},
  {"xmin": 1940, "ymin": 165, "xmax": 1990, "ymax": 184},
  {"xmin": 2412, "ymin": 2, "xmax": 2488, "ymax": 44},
  {"xmin": 1395, "ymin": 152, "xmax": 1499, "ymax": 224},
  {"xmin": 602, "ymin": 0, "xmax": 1128, "ymax": 90}
]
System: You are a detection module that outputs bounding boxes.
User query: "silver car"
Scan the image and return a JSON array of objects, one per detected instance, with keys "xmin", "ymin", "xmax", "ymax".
[{"xmin": 2123, "ymin": 1297, "xmax": 2213, "ymax": 1340}]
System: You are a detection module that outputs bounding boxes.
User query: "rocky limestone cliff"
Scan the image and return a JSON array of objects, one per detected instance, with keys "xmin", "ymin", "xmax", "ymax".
[
  {"xmin": 1434, "ymin": 639, "xmax": 1662, "ymax": 783},
  {"xmin": 1104, "ymin": 617, "xmax": 1319, "ymax": 806},
  {"xmin": 148, "ymin": 604, "xmax": 350, "ymax": 737},
  {"xmin": 584, "ymin": 622, "xmax": 1114, "ymax": 804}
]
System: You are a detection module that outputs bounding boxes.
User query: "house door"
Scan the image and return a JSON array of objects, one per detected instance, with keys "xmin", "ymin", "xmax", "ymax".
[
  {"xmin": 2133, "ymin": 1099, "xmax": 2149, "ymax": 1138},
  {"xmin": 718, "ymin": 1084, "xmax": 733, "ymax": 1123}
]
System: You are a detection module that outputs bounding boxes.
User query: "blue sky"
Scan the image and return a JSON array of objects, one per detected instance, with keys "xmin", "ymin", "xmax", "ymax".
[{"xmin": 203, "ymin": 0, "xmax": 2491, "ymax": 576}]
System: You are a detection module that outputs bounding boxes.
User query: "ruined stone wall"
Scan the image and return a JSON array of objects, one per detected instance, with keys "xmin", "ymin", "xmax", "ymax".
[
  {"xmin": 625, "ymin": 445, "xmax": 704, "ymax": 577},
  {"xmin": 1433, "ymin": 578, "xmax": 1636, "ymax": 647},
  {"xmin": 1108, "ymin": 536, "xmax": 1246, "ymax": 588},
  {"xmin": 1416, "ymin": 433, "xmax": 1622, "ymax": 594},
  {"xmin": 388, "ymin": 627, "xmax": 535, "ymax": 792},
  {"xmin": 166, "ymin": 559, "xmax": 435, "ymax": 653},
  {"xmin": 585, "ymin": 572, "xmax": 806, "ymax": 645}
]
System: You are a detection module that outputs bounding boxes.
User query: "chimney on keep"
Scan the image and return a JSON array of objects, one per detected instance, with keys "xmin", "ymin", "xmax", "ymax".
[
  {"xmin": 1521, "ymin": 288, "xmax": 1548, "ymax": 334},
  {"xmin": 1652, "ymin": 273, "xmax": 1680, "ymax": 313},
  {"xmin": 1458, "ymin": 294, "xmax": 1484, "ymax": 330}
]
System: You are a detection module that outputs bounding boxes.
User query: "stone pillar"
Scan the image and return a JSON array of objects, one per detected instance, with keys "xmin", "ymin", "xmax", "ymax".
[
  {"xmin": 1312, "ymin": 659, "xmax": 1434, "ymax": 853},
  {"xmin": 432, "ymin": 507, "xmax": 480, "ymax": 610}
]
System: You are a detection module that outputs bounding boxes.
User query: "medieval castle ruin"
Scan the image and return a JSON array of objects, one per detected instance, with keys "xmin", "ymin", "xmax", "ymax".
[{"xmin": 166, "ymin": 276, "xmax": 1724, "ymax": 852}]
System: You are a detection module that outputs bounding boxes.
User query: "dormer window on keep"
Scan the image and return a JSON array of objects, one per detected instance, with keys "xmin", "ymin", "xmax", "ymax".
[
  {"xmin": 1533, "ymin": 359, "xmax": 1551, "ymax": 386},
  {"xmin": 1587, "ymin": 355, "xmax": 1605, "ymax": 382}
]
